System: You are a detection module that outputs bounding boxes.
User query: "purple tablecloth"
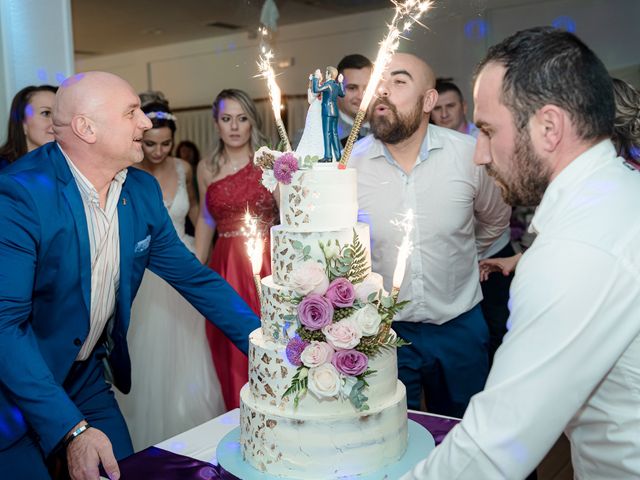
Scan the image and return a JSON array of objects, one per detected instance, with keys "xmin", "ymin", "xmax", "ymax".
[{"xmin": 119, "ymin": 412, "xmax": 460, "ymax": 479}]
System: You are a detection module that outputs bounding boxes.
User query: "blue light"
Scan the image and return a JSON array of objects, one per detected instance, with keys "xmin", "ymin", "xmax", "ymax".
[
  {"xmin": 464, "ymin": 19, "xmax": 488, "ymax": 41},
  {"xmin": 55, "ymin": 72, "xmax": 66, "ymax": 84},
  {"xmin": 552, "ymin": 16, "xmax": 576, "ymax": 33},
  {"xmin": 37, "ymin": 68, "xmax": 48, "ymax": 82}
]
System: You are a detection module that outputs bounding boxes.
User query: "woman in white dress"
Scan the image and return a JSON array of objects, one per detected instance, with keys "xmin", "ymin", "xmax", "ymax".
[{"xmin": 115, "ymin": 94, "xmax": 224, "ymax": 451}]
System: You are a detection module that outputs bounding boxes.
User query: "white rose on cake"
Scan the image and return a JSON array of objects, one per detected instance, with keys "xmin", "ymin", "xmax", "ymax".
[
  {"xmin": 350, "ymin": 304, "xmax": 382, "ymax": 336},
  {"xmin": 322, "ymin": 318, "xmax": 362, "ymax": 350},
  {"xmin": 307, "ymin": 363, "xmax": 341, "ymax": 398},
  {"xmin": 290, "ymin": 260, "xmax": 329, "ymax": 296},
  {"xmin": 355, "ymin": 272, "xmax": 385, "ymax": 303},
  {"xmin": 260, "ymin": 170, "xmax": 278, "ymax": 192},
  {"xmin": 300, "ymin": 341, "xmax": 334, "ymax": 368}
]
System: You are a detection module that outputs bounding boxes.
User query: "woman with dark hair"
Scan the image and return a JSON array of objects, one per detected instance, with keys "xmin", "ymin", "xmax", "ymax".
[
  {"xmin": 195, "ymin": 88, "xmax": 278, "ymax": 411},
  {"xmin": 612, "ymin": 78, "xmax": 640, "ymax": 164},
  {"xmin": 115, "ymin": 93, "xmax": 224, "ymax": 450},
  {"xmin": 0, "ymin": 84, "xmax": 57, "ymax": 168}
]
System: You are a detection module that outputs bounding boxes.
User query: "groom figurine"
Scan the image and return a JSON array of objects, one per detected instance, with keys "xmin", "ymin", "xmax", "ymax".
[
  {"xmin": 312, "ymin": 66, "xmax": 345, "ymax": 162},
  {"xmin": 0, "ymin": 71, "xmax": 259, "ymax": 480}
]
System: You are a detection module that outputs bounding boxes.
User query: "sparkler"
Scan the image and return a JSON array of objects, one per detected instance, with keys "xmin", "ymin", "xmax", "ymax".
[
  {"xmin": 391, "ymin": 209, "xmax": 414, "ymax": 302},
  {"xmin": 339, "ymin": 0, "xmax": 433, "ymax": 168},
  {"xmin": 243, "ymin": 209, "xmax": 265, "ymax": 303},
  {"xmin": 257, "ymin": 38, "xmax": 292, "ymax": 152}
]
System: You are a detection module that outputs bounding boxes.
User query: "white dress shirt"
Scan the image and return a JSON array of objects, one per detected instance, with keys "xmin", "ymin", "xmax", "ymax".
[
  {"xmin": 62, "ymin": 146, "xmax": 126, "ymax": 361},
  {"xmin": 350, "ymin": 124, "xmax": 510, "ymax": 324},
  {"xmin": 401, "ymin": 140, "xmax": 640, "ymax": 479}
]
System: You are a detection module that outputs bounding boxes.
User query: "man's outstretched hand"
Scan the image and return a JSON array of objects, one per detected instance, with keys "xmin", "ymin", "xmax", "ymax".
[{"xmin": 66, "ymin": 422, "xmax": 120, "ymax": 480}]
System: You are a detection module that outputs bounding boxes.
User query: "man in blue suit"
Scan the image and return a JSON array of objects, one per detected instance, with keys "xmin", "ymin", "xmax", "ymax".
[
  {"xmin": 0, "ymin": 72, "xmax": 259, "ymax": 480},
  {"xmin": 312, "ymin": 66, "xmax": 345, "ymax": 162}
]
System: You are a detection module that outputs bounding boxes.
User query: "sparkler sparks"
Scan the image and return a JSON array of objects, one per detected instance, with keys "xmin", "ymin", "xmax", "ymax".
[
  {"xmin": 391, "ymin": 209, "xmax": 415, "ymax": 300},
  {"xmin": 243, "ymin": 209, "xmax": 265, "ymax": 302},
  {"xmin": 339, "ymin": 0, "xmax": 434, "ymax": 168}
]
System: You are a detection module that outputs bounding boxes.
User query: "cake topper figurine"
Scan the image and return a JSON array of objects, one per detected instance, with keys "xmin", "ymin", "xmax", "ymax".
[{"xmin": 311, "ymin": 66, "xmax": 345, "ymax": 162}]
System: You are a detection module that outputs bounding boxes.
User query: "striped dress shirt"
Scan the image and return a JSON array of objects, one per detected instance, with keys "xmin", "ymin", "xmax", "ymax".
[{"xmin": 61, "ymin": 146, "xmax": 127, "ymax": 361}]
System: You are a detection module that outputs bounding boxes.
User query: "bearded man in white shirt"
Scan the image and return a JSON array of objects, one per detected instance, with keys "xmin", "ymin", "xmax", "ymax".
[
  {"xmin": 350, "ymin": 53, "xmax": 511, "ymax": 418},
  {"xmin": 401, "ymin": 26, "xmax": 640, "ymax": 480}
]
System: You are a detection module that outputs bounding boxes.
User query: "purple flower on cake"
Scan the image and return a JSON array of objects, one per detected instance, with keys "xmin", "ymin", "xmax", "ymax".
[
  {"xmin": 322, "ymin": 318, "xmax": 362, "ymax": 350},
  {"xmin": 332, "ymin": 349, "xmax": 369, "ymax": 377},
  {"xmin": 325, "ymin": 278, "xmax": 356, "ymax": 308},
  {"xmin": 351, "ymin": 304, "xmax": 382, "ymax": 336},
  {"xmin": 354, "ymin": 272, "xmax": 385, "ymax": 303},
  {"xmin": 273, "ymin": 152, "xmax": 299, "ymax": 184},
  {"xmin": 297, "ymin": 294, "xmax": 334, "ymax": 331},
  {"xmin": 307, "ymin": 363, "xmax": 341, "ymax": 398},
  {"xmin": 290, "ymin": 261, "xmax": 329, "ymax": 296},
  {"xmin": 300, "ymin": 341, "xmax": 335, "ymax": 368},
  {"xmin": 285, "ymin": 336, "xmax": 309, "ymax": 366}
]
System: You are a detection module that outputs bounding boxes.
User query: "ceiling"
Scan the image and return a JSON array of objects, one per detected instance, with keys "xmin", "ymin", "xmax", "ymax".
[
  {"xmin": 70, "ymin": 0, "xmax": 392, "ymax": 56},
  {"xmin": 70, "ymin": 0, "xmax": 541, "ymax": 57}
]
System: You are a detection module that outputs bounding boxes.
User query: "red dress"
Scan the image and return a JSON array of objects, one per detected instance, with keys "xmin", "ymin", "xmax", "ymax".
[{"xmin": 205, "ymin": 162, "xmax": 278, "ymax": 410}]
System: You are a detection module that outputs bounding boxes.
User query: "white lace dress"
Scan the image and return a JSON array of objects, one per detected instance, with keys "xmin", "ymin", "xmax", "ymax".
[{"xmin": 115, "ymin": 158, "xmax": 224, "ymax": 451}]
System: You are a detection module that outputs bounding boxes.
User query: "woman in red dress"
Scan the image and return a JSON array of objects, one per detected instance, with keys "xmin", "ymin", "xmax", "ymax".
[{"xmin": 195, "ymin": 89, "xmax": 278, "ymax": 410}]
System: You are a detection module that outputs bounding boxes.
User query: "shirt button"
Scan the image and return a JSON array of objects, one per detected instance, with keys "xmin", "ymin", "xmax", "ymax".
[{"xmin": 74, "ymin": 338, "xmax": 82, "ymax": 346}]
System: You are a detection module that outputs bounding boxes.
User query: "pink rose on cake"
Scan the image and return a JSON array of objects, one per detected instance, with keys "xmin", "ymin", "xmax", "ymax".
[
  {"xmin": 325, "ymin": 278, "xmax": 356, "ymax": 308},
  {"xmin": 300, "ymin": 341, "xmax": 335, "ymax": 368},
  {"xmin": 285, "ymin": 336, "xmax": 309, "ymax": 366},
  {"xmin": 354, "ymin": 272, "xmax": 385, "ymax": 303},
  {"xmin": 322, "ymin": 318, "xmax": 362, "ymax": 350},
  {"xmin": 307, "ymin": 363, "xmax": 341, "ymax": 398},
  {"xmin": 297, "ymin": 294, "xmax": 334, "ymax": 331},
  {"xmin": 332, "ymin": 349, "xmax": 368, "ymax": 377},
  {"xmin": 290, "ymin": 261, "xmax": 329, "ymax": 296},
  {"xmin": 350, "ymin": 304, "xmax": 382, "ymax": 336}
]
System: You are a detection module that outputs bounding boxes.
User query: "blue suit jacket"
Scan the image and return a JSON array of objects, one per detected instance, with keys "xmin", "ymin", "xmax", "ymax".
[
  {"xmin": 312, "ymin": 77, "xmax": 345, "ymax": 118},
  {"xmin": 0, "ymin": 143, "xmax": 259, "ymax": 455}
]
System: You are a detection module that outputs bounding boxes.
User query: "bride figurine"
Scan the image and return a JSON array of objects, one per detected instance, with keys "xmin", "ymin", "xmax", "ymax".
[{"xmin": 295, "ymin": 72, "xmax": 325, "ymax": 161}]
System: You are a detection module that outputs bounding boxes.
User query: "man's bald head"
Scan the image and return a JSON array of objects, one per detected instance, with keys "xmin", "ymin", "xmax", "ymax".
[
  {"xmin": 388, "ymin": 53, "xmax": 436, "ymax": 91},
  {"xmin": 53, "ymin": 71, "xmax": 135, "ymax": 130}
]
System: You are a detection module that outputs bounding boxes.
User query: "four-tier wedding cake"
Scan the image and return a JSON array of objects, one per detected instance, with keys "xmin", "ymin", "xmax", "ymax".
[{"xmin": 238, "ymin": 128, "xmax": 410, "ymax": 477}]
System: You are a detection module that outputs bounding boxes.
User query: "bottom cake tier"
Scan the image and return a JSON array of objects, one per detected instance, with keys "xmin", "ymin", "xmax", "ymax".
[{"xmin": 239, "ymin": 381, "xmax": 408, "ymax": 479}]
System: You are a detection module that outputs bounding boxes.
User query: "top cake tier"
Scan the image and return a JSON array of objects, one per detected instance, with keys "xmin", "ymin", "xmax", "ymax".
[{"xmin": 279, "ymin": 165, "xmax": 358, "ymax": 232}]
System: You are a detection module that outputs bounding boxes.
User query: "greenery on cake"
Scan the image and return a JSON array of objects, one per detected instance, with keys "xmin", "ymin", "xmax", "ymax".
[{"xmin": 281, "ymin": 230, "xmax": 408, "ymax": 411}]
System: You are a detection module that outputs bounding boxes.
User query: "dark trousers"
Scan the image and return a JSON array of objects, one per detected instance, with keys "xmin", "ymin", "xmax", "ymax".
[
  {"xmin": 480, "ymin": 242, "xmax": 516, "ymax": 365},
  {"xmin": 393, "ymin": 304, "xmax": 489, "ymax": 418},
  {"xmin": 0, "ymin": 345, "xmax": 132, "ymax": 479}
]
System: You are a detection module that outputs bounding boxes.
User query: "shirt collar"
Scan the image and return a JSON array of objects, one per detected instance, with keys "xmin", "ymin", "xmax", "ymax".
[
  {"xmin": 58, "ymin": 144, "xmax": 128, "ymax": 207},
  {"xmin": 373, "ymin": 124, "xmax": 445, "ymax": 169},
  {"xmin": 530, "ymin": 139, "xmax": 617, "ymax": 235}
]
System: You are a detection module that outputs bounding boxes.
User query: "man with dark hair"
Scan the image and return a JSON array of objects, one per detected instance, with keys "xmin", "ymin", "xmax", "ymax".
[
  {"xmin": 431, "ymin": 78, "xmax": 479, "ymax": 137},
  {"xmin": 350, "ymin": 53, "xmax": 510, "ymax": 419},
  {"xmin": 401, "ymin": 27, "xmax": 640, "ymax": 479},
  {"xmin": 336, "ymin": 54, "xmax": 373, "ymax": 144}
]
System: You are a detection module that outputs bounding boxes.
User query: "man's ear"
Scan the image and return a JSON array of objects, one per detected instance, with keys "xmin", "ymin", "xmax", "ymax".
[
  {"xmin": 532, "ymin": 105, "xmax": 564, "ymax": 153},
  {"xmin": 70, "ymin": 115, "xmax": 98, "ymax": 144},
  {"xmin": 423, "ymin": 89, "xmax": 439, "ymax": 114}
]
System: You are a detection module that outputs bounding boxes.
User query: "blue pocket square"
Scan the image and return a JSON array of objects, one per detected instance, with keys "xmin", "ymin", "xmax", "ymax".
[{"xmin": 134, "ymin": 235, "xmax": 151, "ymax": 254}]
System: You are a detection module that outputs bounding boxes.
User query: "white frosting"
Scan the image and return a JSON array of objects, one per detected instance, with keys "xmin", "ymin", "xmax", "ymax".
[
  {"xmin": 240, "ymin": 383, "xmax": 408, "ymax": 479},
  {"xmin": 279, "ymin": 165, "xmax": 358, "ymax": 232},
  {"xmin": 247, "ymin": 328, "xmax": 399, "ymax": 414},
  {"xmin": 260, "ymin": 276, "xmax": 298, "ymax": 344},
  {"xmin": 271, "ymin": 222, "xmax": 372, "ymax": 287}
]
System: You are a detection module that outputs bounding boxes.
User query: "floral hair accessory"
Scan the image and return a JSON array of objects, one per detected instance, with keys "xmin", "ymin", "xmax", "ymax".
[{"xmin": 145, "ymin": 111, "xmax": 177, "ymax": 121}]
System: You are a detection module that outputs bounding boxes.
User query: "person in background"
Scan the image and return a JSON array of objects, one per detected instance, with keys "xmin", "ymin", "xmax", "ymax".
[
  {"xmin": 0, "ymin": 84, "xmax": 57, "ymax": 168},
  {"xmin": 114, "ymin": 96, "xmax": 224, "ymax": 451},
  {"xmin": 350, "ymin": 53, "xmax": 511, "ymax": 419},
  {"xmin": 195, "ymin": 88, "xmax": 278, "ymax": 411},
  {"xmin": 402, "ymin": 26, "xmax": 640, "ymax": 479},
  {"xmin": 336, "ymin": 54, "xmax": 373, "ymax": 145},
  {"xmin": 431, "ymin": 78, "xmax": 478, "ymax": 137},
  {"xmin": 176, "ymin": 140, "xmax": 203, "ymax": 236},
  {"xmin": 431, "ymin": 77, "xmax": 515, "ymax": 363}
]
